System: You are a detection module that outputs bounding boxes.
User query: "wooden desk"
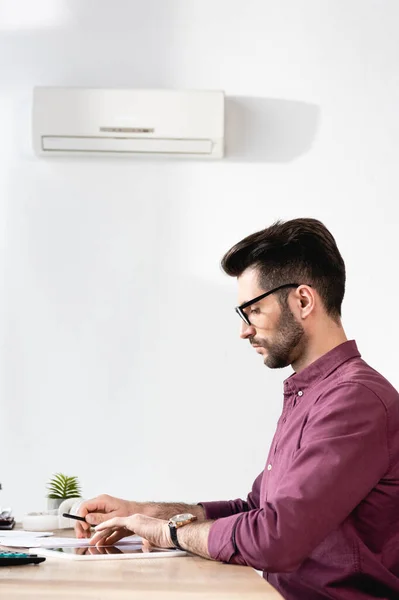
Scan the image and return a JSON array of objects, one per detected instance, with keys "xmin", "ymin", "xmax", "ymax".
[{"xmin": 0, "ymin": 529, "xmax": 283, "ymax": 600}]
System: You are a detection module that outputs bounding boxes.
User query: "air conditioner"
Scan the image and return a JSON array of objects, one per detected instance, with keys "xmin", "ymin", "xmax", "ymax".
[{"xmin": 32, "ymin": 88, "xmax": 225, "ymax": 159}]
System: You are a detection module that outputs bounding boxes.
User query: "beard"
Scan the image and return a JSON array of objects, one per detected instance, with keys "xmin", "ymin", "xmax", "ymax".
[{"xmin": 251, "ymin": 303, "xmax": 305, "ymax": 369}]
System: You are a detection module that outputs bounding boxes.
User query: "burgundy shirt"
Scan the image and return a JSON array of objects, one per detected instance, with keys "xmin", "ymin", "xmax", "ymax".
[{"xmin": 201, "ymin": 341, "xmax": 399, "ymax": 599}]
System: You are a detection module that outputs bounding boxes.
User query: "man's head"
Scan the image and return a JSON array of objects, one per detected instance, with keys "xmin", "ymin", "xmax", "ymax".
[{"xmin": 221, "ymin": 218, "xmax": 346, "ymax": 370}]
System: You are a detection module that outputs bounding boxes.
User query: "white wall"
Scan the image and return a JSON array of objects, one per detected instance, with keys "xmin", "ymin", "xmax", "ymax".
[{"xmin": 1, "ymin": 0, "xmax": 398, "ymax": 518}]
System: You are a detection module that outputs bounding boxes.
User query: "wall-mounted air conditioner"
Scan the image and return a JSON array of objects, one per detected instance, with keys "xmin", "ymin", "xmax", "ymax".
[{"xmin": 32, "ymin": 88, "xmax": 224, "ymax": 159}]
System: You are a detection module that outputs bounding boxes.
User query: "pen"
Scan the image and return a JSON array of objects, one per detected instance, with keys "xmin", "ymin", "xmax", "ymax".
[{"xmin": 62, "ymin": 513, "xmax": 91, "ymax": 525}]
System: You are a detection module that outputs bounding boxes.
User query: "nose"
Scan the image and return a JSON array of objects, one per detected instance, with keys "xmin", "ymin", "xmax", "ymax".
[{"xmin": 240, "ymin": 321, "xmax": 256, "ymax": 339}]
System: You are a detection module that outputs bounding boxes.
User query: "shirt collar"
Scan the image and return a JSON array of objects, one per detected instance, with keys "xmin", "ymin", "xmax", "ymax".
[{"xmin": 283, "ymin": 340, "xmax": 361, "ymax": 394}]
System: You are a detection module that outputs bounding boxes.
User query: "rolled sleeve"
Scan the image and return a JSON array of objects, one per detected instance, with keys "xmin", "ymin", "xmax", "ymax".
[{"xmin": 208, "ymin": 513, "xmax": 243, "ymax": 563}]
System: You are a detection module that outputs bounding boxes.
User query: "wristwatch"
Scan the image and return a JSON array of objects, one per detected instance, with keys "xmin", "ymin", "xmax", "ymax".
[{"xmin": 168, "ymin": 513, "xmax": 197, "ymax": 551}]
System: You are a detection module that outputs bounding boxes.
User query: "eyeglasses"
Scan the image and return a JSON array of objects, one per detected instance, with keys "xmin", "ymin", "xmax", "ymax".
[{"xmin": 235, "ymin": 283, "xmax": 303, "ymax": 326}]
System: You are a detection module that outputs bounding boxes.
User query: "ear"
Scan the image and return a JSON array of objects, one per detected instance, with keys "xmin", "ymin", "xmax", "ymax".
[{"xmin": 295, "ymin": 285, "xmax": 315, "ymax": 319}]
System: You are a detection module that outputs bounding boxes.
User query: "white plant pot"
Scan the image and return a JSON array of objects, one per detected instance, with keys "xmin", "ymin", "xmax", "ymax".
[{"xmin": 47, "ymin": 498, "xmax": 64, "ymax": 511}]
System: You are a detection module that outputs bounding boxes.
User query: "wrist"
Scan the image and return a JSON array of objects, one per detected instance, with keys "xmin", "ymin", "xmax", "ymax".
[
  {"xmin": 194, "ymin": 504, "xmax": 206, "ymax": 521},
  {"xmin": 167, "ymin": 522, "xmax": 185, "ymax": 551},
  {"xmin": 164, "ymin": 523, "xmax": 174, "ymax": 548}
]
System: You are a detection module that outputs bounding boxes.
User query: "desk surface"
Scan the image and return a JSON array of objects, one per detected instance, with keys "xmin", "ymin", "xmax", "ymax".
[{"xmin": 0, "ymin": 528, "xmax": 283, "ymax": 600}]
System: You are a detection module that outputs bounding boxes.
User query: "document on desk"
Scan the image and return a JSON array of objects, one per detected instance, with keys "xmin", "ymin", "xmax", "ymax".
[
  {"xmin": 0, "ymin": 530, "xmax": 53, "ymax": 538},
  {"xmin": 0, "ymin": 534, "xmax": 141, "ymax": 549}
]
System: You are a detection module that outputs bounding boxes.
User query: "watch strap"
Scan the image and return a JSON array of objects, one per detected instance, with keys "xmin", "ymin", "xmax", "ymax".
[{"xmin": 168, "ymin": 523, "xmax": 185, "ymax": 551}]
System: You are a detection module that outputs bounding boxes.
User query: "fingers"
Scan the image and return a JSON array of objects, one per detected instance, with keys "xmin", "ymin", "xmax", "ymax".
[
  {"xmin": 74, "ymin": 494, "xmax": 136, "ymax": 540},
  {"xmin": 86, "ymin": 546, "xmax": 101, "ymax": 555},
  {"xmin": 76, "ymin": 494, "xmax": 128, "ymax": 536},
  {"xmin": 141, "ymin": 539, "xmax": 155, "ymax": 553},
  {"xmin": 85, "ymin": 512, "xmax": 114, "ymax": 527},
  {"xmin": 75, "ymin": 520, "xmax": 90, "ymax": 539},
  {"xmin": 89, "ymin": 527, "xmax": 129, "ymax": 547},
  {"xmin": 98, "ymin": 528, "xmax": 129, "ymax": 546},
  {"xmin": 75, "ymin": 496, "xmax": 116, "ymax": 537},
  {"xmin": 89, "ymin": 517, "xmax": 127, "ymax": 546},
  {"xmin": 94, "ymin": 517, "xmax": 127, "ymax": 531},
  {"xmin": 89, "ymin": 527, "xmax": 117, "ymax": 546},
  {"xmin": 86, "ymin": 545, "xmax": 121, "ymax": 555},
  {"xmin": 78, "ymin": 495, "xmax": 114, "ymax": 516},
  {"xmin": 89, "ymin": 517, "xmax": 133, "ymax": 547},
  {"xmin": 76, "ymin": 499, "xmax": 104, "ymax": 537}
]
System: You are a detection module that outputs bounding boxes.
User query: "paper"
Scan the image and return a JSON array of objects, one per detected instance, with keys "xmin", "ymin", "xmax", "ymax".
[
  {"xmin": 0, "ymin": 534, "xmax": 141, "ymax": 549},
  {"xmin": 0, "ymin": 530, "xmax": 53, "ymax": 537}
]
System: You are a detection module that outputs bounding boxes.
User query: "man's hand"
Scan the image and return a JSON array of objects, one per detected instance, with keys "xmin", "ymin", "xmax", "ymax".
[
  {"xmin": 89, "ymin": 514, "xmax": 173, "ymax": 550},
  {"xmin": 75, "ymin": 494, "xmax": 135, "ymax": 538}
]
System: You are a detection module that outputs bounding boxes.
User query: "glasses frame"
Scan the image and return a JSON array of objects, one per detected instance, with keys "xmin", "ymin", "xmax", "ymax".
[{"xmin": 235, "ymin": 283, "xmax": 307, "ymax": 326}]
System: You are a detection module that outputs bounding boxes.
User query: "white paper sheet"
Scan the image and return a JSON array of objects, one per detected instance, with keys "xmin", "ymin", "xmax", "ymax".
[
  {"xmin": 0, "ymin": 530, "xmax": 53, "ymax": 537},
  {"xmin": 0, "ymin": 534, "xmax": 141, "ymax": 549}
]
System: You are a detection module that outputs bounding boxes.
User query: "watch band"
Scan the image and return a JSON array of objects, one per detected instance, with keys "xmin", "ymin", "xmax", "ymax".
[{"xmin": 168, "ymin": 523, "xmax": 185, "ymax": 551}]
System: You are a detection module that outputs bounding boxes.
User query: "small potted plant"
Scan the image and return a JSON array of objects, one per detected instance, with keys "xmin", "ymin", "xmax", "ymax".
[{"xmin": 46, "ymin": 473, "xmax": 82, "ymax": 511}]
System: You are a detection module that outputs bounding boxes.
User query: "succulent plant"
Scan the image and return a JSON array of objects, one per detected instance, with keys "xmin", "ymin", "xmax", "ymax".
[{"xmin": 46, "ymin": 473, "xmax": 82, "ymax": 499}]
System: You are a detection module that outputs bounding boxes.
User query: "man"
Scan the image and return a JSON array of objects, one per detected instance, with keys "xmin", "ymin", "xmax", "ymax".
[{"xmin": 76, "ymin": 218, "xmax": 399, "ymax": 600}]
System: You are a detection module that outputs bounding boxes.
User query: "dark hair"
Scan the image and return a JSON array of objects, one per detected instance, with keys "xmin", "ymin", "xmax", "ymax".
[{"xmin": 221, "ymin": 218, "xmax": 346, "ymax": 318}]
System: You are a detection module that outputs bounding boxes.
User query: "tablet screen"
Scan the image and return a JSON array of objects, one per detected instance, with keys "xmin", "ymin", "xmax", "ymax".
[{"xmin": 45, "ymin": 545, "xmax": 179, "ymax": 556}]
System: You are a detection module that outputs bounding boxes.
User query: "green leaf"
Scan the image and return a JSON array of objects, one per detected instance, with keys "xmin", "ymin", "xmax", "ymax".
[{"xmin": 46, "ymin": 473, "xmax": 82, "ymax": 499}]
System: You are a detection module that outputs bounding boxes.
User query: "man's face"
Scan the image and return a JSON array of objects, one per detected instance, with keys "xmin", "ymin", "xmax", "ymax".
[{"xmin": 237, "ymin": 268, "xmax": 306, "ymax": 369}]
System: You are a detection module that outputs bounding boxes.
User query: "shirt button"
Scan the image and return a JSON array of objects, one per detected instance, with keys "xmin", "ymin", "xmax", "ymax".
[
  {"xmin": 297, "ymin": 390, "xmax": 303, "ymax": 397},
  {"xmin": 267, "ymin": 464, "xmax": 272, "ymax": 471}
]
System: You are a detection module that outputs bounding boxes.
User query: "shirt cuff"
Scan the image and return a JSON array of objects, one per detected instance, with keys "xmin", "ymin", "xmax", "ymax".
[
  {"xmin": 199, "ymin": 501, "xmax": 241, "ymax": 520},
  {"xmin": 207, "ymin": 513, "xmax": 244, "ymax": 563}
]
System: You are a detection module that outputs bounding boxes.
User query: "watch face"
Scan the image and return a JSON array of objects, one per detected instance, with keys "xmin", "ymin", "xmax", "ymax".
[{"xmin": 170, "ymin": 513, "xmax": 194, "ymax": 524}]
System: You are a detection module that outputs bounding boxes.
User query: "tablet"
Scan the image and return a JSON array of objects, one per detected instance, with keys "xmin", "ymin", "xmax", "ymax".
[{"xmin": 32, "ymin": 544, "xmax": 188, "ymax": 561}]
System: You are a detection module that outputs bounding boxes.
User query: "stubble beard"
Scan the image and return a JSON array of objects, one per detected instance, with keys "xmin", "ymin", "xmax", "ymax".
[{"xmin": 256, "ymin": 304, "xmax": 306, "ymax": 369}]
